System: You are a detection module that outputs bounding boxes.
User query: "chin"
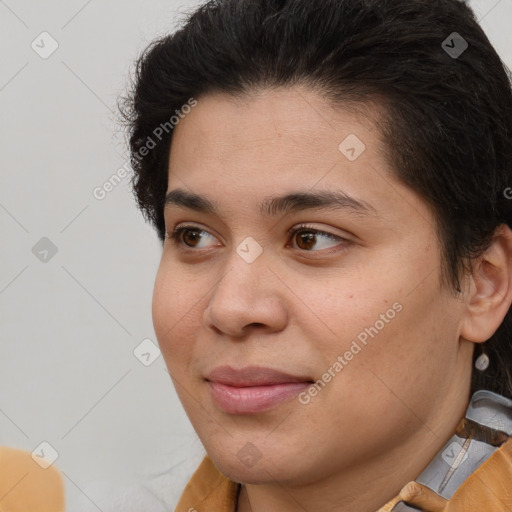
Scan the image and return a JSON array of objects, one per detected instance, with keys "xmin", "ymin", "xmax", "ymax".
[{"xmin": 206, "ymin": 444, "xmax": 305, "ymax": 485}]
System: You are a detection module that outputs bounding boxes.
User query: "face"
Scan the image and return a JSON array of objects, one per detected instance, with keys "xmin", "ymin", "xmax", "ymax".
[{"xmin": 152, "ymin": 87, "xmax": 472, "ymax": 485}]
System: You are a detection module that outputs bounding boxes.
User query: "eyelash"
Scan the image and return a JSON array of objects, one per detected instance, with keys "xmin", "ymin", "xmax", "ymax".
[{"xmin": 165, "ymin": 223, "xmax": 349, "ymax": 254}]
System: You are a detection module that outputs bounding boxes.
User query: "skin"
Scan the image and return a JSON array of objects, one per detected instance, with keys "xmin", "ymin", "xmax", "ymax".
[{"xmin": 152, "ymin": 86, "xmax": 512, "ymax": 512}]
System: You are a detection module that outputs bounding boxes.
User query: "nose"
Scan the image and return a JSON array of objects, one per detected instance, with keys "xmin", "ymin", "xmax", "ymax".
[{"xmin": 202, "ymin": 254, "xmax": 288, "ymax": 338}]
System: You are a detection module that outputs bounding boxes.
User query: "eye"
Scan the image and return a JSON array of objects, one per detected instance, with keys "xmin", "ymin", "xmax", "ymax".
[
  {"xmin": 287, "ymin": 224, "xmax": 348, "ymax": 251},
  {"xmin": 166, "ymin": 225, "xmax": 219, "ymax": 249}
]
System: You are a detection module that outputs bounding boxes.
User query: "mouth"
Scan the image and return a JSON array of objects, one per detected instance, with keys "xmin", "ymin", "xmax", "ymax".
[{"xmin": 205, "ymin": 365, "xmax": 314, "ymax": 414}]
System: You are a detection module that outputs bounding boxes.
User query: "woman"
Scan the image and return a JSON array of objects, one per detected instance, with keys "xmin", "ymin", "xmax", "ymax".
[{"xmin": 122, "ymin": 0, "xmax": 512, "ymax": 510}]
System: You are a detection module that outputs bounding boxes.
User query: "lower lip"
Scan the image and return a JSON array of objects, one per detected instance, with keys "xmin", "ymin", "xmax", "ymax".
[{"xmin": 207, "ymin": 381, "xmax": 312, "ymax": 414}]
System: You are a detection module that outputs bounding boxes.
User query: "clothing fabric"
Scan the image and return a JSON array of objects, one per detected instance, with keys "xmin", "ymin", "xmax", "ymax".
[
  {"xmin": 0, "ymin": 446, "xmax": 65, "ymax": 512},
  {"xmin": 174, "ymin": 390, "xmax": 512, "ymax": 512}
]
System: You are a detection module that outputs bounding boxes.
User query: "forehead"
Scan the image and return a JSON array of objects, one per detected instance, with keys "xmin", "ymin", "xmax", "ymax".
[
  {"xmin": 171, "ymin": 87, "xmax": 382, "ymax": 162},
  {"xmin": 170, "ymin": 88, "xmax": 378, "ymax": 181}
]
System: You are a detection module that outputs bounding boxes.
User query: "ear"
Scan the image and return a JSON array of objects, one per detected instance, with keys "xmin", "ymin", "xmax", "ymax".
[{"xmin": 460, "ymin": 224, "xmax": 512, "ymax": 343}]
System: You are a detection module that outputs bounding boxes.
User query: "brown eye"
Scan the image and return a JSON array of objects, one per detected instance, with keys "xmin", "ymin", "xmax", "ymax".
[
  {"xmin": 167, "ymin": 226, "xmax": 218, "ymax": 249},
  {"xmin": 290, "ymin": 226, "xmax": 345, "ymax": 251},
  {"xmin": 181, "ymin": 228, "xmax": 203, "ymax": 247},
  {"xmin": 295, "ymin": 231, "xmax": 317, "ymax": 250}
]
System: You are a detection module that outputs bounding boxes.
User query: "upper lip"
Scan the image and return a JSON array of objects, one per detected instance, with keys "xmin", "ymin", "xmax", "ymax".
[{"xmin": 205, "ymin": 365, "xmax": 313, "ymax": 387}]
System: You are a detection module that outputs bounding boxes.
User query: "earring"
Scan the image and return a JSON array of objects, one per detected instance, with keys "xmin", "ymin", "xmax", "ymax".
[{"xmin": 475, "ymin": 350, "xmax": 490, "ymax": 371}]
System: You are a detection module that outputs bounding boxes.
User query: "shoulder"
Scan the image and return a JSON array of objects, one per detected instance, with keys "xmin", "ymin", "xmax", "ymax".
[{"xmin": 445, "ymin": 436, "xmax": 512, "ymax": 510}]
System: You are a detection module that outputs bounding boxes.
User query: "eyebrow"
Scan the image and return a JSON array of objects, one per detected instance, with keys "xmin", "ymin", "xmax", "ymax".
[{"xmin": 164, "ymin": 188, "xmax": 378, "ymax": 217}]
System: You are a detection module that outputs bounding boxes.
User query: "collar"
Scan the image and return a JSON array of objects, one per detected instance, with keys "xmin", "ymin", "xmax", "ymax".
[{"xmin": 387, "ymin": 390, "xmax": 512, "ymax": 511}]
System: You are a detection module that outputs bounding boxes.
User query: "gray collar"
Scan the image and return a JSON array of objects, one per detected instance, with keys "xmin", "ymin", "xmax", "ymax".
[{"xmin": 392, "ymin": 390, "xmax": 512, "ymax": 511}]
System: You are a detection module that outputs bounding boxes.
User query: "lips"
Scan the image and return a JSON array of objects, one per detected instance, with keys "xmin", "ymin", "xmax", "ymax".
[{"xmin": 205, "ymin": 365, "xmax": 314, "ymax": 414}]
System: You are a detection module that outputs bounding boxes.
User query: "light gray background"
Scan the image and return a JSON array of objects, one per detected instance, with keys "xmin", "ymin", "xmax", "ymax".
[{"xmin": 0, "ymin": 0, "xmax": 511, "ymax": 510}]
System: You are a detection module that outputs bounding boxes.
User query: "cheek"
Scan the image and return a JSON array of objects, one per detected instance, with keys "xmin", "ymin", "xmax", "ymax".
[
  {"xmin": 294, "ymin": 261, "xmax": 452, "ymax": 391},
  {"xmin": 151, "ymin": 263, "xmax": 203, "ymax": 362},
  {"xmin": 286, "ymin": 275, "xmax": 397, "ymax": 355},
  {"xmin": 152, "ymin": 266, "xmax": 174, "ymax": 339},
  {"xmin": 323, "ymin": 288, "xmax": 457, "ymax": 426}
]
